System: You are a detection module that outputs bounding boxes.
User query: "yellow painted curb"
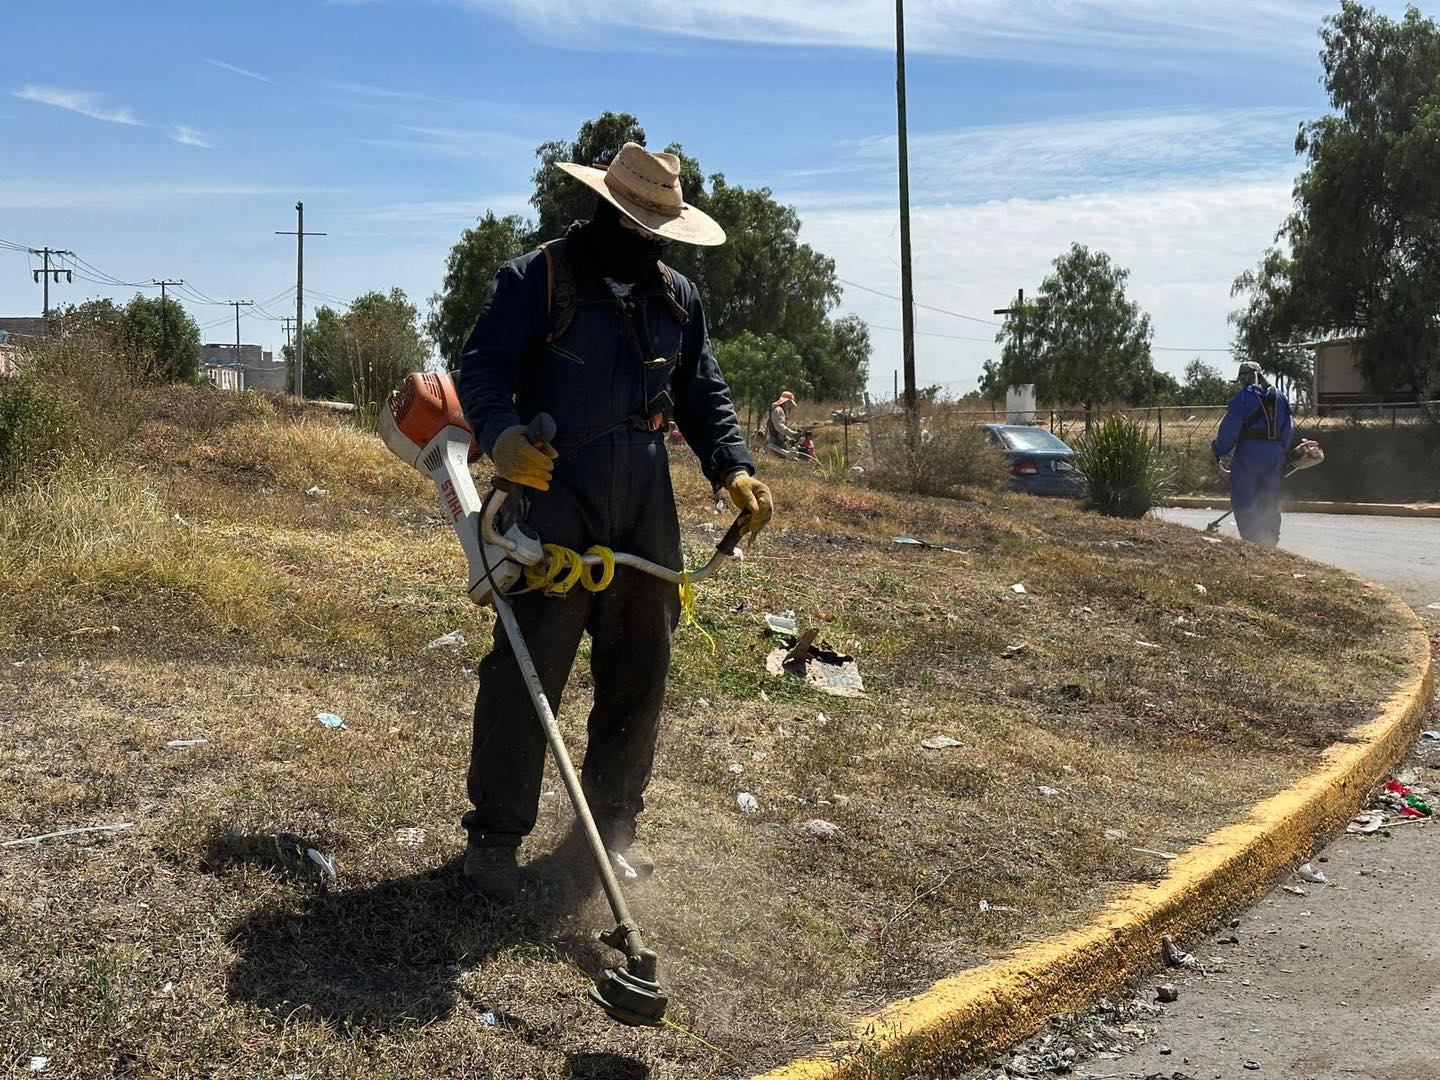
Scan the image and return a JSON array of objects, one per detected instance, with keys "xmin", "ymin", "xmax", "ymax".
[
  {"xmin": 755, "ymin": 599, "xmax": 1434, "ymax": 1080},
  {"xmin": 1163, "ymin": 496, "xmax": 1440, "ymax": 518}
]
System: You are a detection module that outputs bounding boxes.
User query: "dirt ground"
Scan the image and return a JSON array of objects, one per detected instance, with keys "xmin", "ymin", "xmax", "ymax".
[{"xmin": 0, "ymin": 390, "xmax": 1418, "ymax": 1079}]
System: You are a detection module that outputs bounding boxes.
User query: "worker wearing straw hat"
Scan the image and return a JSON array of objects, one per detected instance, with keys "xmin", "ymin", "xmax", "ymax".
[{"xmin": 455, "ymin": 143, "xmax": 773, "ymax": 901}]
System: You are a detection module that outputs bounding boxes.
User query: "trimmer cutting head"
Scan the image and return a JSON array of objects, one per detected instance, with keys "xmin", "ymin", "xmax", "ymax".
[{"xmin": 587, "ymin": 965, "xmax": 669, "ymax": 1027}]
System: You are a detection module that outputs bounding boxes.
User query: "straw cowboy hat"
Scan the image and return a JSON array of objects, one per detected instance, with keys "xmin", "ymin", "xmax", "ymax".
[
  {"xmin": 556, "ymin": 142, "xmax": 727, "ymax": 247},
  {"xmin": 772, "ymin": 391, "xmax": 796, "ymax": 408}
]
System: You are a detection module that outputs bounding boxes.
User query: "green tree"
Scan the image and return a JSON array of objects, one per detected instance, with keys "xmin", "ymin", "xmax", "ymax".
[
  {"xmin": 426, "ymin": 212, "xmax": 531, "ymax": 367},
  {"xmin": 116, "ymin": 295, "xmax": 202, "ymax": 382},
  {"xmin": 428, "ymin": 113, "xmax": 868, "ymax": 400},
  {"xmin": 289, "ymin": 290, "xmax": 427, "ymax": 410},
  {"xmin": 713, "ymin": 331, "xmax": 810, "ymax": 432},
  {"xmin": 807, "ymin": 314, "xmax": 871, "ymax": 400},
  {"xmin": 283, "ymin": 306, "xmax": 344, "ymax": 399},
  {"xmin": 988, "ymin": 245, "xmax": 1154, "ymax": 416},
  {"xmin": 1177, "ymin": 358, "xmax": 1234, "ymax": 406},
  {"xmin": 1232, "ymin": 1, "xmax": 1440, "ymax": 396}
]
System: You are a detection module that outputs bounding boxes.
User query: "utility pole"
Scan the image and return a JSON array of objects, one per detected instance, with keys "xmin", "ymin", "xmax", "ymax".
[
  {"xmin": 281, "ymin": 316, "xmax": 295, "ymax": 349},
  {"xmin": 993, "ymin": 287, "xmax": 1028, "ymax": 369},
  {"xmin": 894, "ymin": 0, "xmax": 918, "ymax": 443},
  {"xmin": 227, "ymin": 301, "xmax": 254, "ymax": 376},
  {"xmin": 152, "ymin": 279, "xmax": 184, "ymax": 373},
  {"xmin": 276, "ymin": 202, "xmax": 326, "ymax": 399},
  {"xmin": 30, "ymin": 248, "xmax": 74, "ymax": 318}
]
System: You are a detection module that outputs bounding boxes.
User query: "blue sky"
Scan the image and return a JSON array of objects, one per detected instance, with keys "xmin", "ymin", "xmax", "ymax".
[{"xmin": 0, "ymin": 1, "xmax": 1409, "ymax": 395}]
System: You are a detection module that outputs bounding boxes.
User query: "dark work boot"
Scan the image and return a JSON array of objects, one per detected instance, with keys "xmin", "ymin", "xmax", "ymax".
[{"xmin": 462, "ymin": 845, "xmax": 520, "ymax": 904}]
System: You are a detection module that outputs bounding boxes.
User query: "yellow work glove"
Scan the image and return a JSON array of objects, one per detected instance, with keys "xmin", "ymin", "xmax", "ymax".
[
  {"xmin": 723, "ymin": 470, "xmax": 773, "ymax": 544},
  {"xmin": 491, "ymin": 424, "xmax": 559, "ymax": 491}
]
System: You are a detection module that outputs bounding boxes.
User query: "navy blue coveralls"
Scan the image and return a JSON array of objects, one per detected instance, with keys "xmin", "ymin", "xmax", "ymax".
[
  {"xmin": 456, "ymin": 224, "xmax": 754, "ymax": 850},
  {"xmin": 1211, "ymin": 384, "xmax": 1293, "ymax": 546}
]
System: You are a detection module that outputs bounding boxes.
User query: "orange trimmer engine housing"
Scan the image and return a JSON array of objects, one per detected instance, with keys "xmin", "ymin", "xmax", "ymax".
[{"xmin": 383, "ymin": 371, "xmax": 477, "ymax": 468}]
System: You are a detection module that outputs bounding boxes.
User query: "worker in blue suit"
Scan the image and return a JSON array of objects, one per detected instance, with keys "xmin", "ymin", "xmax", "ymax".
[{"xmin": 1211, "ymin": 361, "xmax": 1293, "ymax": 546}]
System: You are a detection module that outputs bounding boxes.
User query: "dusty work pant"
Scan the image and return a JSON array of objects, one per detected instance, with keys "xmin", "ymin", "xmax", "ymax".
[
  {"xmin": 1229, "ymin": 443, "xmax": 1285, "ymax": 547},
  {"xmin": 462, "ymin": 571, "xmax": 680, "ymax": 848}
]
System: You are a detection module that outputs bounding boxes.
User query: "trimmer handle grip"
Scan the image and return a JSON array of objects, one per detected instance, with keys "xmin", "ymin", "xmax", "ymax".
[
  {"xmin": 527, "ymin": 412, "xmax": 557, "ymax": 448},
  {"xmin": 716, "ymin": 511, "xmax": 752, "ymax": 556}
]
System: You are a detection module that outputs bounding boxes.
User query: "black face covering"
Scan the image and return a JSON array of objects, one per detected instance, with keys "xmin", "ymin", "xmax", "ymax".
[{"xmin": 582, "ymin": 199, "xmax": 668, "ymax": 284}]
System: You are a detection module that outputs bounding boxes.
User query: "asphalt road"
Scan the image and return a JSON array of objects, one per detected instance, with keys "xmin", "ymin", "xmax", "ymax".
[{"xmin": 1157, "ymin": 507, "xmax": 1440, "ymax": 609}]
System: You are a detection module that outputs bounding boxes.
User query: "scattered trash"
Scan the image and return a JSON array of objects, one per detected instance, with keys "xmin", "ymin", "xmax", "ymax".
[
  {"xmin": 1104, "ymin": 828, "xmax": 1127, "ymax": 841},
  {"xmin": 1134, "ymin": 846, "xmax": 1179, "ymax": 860},
  {"xmin": 304, "ymin": 485, "xmax": 330, "ymax": 498},
  {"xmin": 1422, "ymin": 731, "xmax": 1440, "ymax": 741},
  {"xmin": 1001, "ymin": 642, "xmax": 1028, "ymax": 659},
  {"xmin": 306, "ymin": 847, "xmax": 337, "ymax": 884},
  {"xmin": 801, "ymin": 819, "xmax": 841, "ymax": 841},
  {"xmin": 1037, "ymin": 785, "xmax": 1061, "ymax": 797},
  {"xmin": 24, "ymin": 1057, "xmax": 49, "ymax": 1073},
  {"xmin": 736, "ymin": 793, "xmax": 759, "ymax": 812},
  {"xmin": 893, "ymin": 535, "xmax": 966, "ymax": 555},
  {"xmin": 172, "ymin": 512, "xmax": 193, "ymax": 528},
  {"xmin": 1161, "ymin": 936, "xmax": 1196, "ymax": 969},
  {"xmin": 763, "ymin": 611, "xmax": 798, "ymax": 635},
  {"xmin": 67, "ymin": 624, "xmax": 121, "ymax": 638},
  {"xmin": 978, "ymin": 899, "xmax": 1019, "ymax": 914},
  {"xmin": 1296, "ymin": 862, "xmax": 1327, "ymax": 885},
  {"xmin": 1193, "ymin": 583, "xmax": 1208, "ymax": 595},
  {"xmin": 815, "ymin": 711, "xmax": 829, "ymax": 725},
  {"xmin": 1201, "ymin": 535, "xmax": 1223, "ymax": 545},
  {"xmin": 394, "ymin": 827, "xmax": 427, "ymax": 847},
  {"xmin": 479, "ymin": 1011, "xmax": 498, "ymax": 1027},
  {"xmin": 164, "ymin": 738, "xmax": 207, "ymax": 750},
  {"xmin": 1282, "ymin": 885, "xmax": 1308, "ymax": 897},
  {"xmin": 1156, "ymin": 984, "xmax": 1179, "ymax": 1003},
  {"xmin": 728, "ymin": 762, "xmax": 745, "ymax": 775},
  {"xmin": 1135, "ymin": 640, "xmax": 1162, "ymax": 650},
  {"xmin": 316, "ymin": 712, "xmax": 347, "ymax": 730},
  {"xmin": 1010, "ymin": 583, "xmax": 1027, "ymax": 594},
  {"xmin": 423, "ymin": 629, "xmax": 466, "ymax": 651},
  {"xmin": 696, "ymin": 697, "xmax": 710, "ymax": 708},
  {"xmin": 764, "ymin": 619, "xmax": 865, "ymax": 698},
  {"xmin": 921, "ymin": 735, "xmax": 964, "ymax": 750},
  {"xmin": 3, "ymin": 822, "xmax": 134, "ymax": 848},
  {"xmin": 1427, "ymin": 602, "xmax": 1440, "ymax": 610},
  {"xmin": 610, "ymin": 850, "xmax": 642, "ymax": 880}
]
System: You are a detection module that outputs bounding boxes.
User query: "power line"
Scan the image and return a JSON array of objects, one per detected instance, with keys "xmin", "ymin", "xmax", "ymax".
[{"xmin": 838, "ymin": 276, "xmax": 1003, "ymax": 327}]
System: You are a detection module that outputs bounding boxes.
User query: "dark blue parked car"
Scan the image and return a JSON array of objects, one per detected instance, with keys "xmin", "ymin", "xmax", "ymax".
[{"xmin": 982, "ymin": 424, "xmax": 1084, "ymax": 498}]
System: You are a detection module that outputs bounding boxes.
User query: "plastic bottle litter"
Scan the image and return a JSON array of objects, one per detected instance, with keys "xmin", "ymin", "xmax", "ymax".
[
  {"xmin": 1296, "ymin": 862, "xmax": 1327, "ymax": 885},
  {"xmin": 736, "ymin": 793, "xmax": 759, "ymax": 812},
  {"xmin": 316, "ymin": 712, "xmax": 347, "ymax": 730}
]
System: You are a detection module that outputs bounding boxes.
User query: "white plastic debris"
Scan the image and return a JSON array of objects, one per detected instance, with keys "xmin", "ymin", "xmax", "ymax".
[
  {"xmin": 1282, "ymin": 884, "xmax": 1308, "ymax": 897},
  {"xmin": 394, "ymin": 827, "xmax": 427, "ymax": 847},
  {"xmin": 1422, "ymin": 731, "xmax": 1440, "ymax": 741},
  {"xmin": 921, "ymin": 735, "xmax": 964, "ymax": 750},
  {"xmin": 1134, "ymin": 640, "xmax": 1162, "ymax": 649},
  {"xmin": 1296, "ymin": 862, "xmax": 1328, "ymax": 885},
  {"xmin": 165, "ymin": 738, "xmax": 207, "ymax": 750},
  {"xmin": 736, "ymin": 793, "xmax": 759, "ymax": 812},
  {"xmin": 423, "ymin": 629, "xmax": 466, "ymax": 651},
  {"xmin": 305, "ymin": 848, "xmax": 337, "ymax": 884},
  {"xmin": 1194, "ymin": 583, "xmax": 1208, "ymax": 595},
  {"xmin": 479, "ymin": 1011, "xmax": 498, "ymax": 1027},
  {"xmin": 316, "ymin": 712, "xmax": 347, "ymax": 730},
  {"xmin": 728, "ymin": 762, "xmax": 745, "ymax": 775},
  {"xmin": 1427, "ymin": 602, "xmax": 1440, "ymax": 610},
  {"xmin": 305, "ymin": 485, "xmax": 330, "ymax": 498},
  {"xmin": 1010, "ymin": 583, "xmax": 1027, "ymax": 594},
  {"xmin": 816, "ymin": 712, "xmax": 829, "ymax": 725},
  {"xmin": 1038, "ymin": 785, "xmax": 1061, "ymax": 797},
  {"xmin": 801, "ymin": 819, "xmax": 841, "ymax": 840},
  {"xmin": 1161, "ymin": 935, "xmax": 1196, "ymax": 969},
  {"xmin": 1348, "ymin": 810, "xmax": 1385, "ymax": 834},
  {"xmin": 25, "ymin": 1057, "xmax": 49, "ymax": 1073},
  {"xmin": 696, "ymin": 697, "xmax": 711, "ymax": 708},
  {"xmin": 172, "ymin": 512, "xmax": 192, "ymax": 528},
  {"xmin": 1104, "ymin": 828, "xmax": 1127, "ymax": 841},
  {"xmin": 610, "ymin": 850, "xmax": 640, "ymax": 880}
]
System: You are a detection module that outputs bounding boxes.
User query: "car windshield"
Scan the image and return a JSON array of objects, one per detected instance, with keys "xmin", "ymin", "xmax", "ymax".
[{"xmin": 999, "ymin": 427, "xmax": 1071, "ymax": 452}]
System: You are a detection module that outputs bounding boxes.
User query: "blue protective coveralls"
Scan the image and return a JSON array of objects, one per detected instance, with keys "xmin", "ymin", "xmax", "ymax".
[
  {"xmin": 1211, "ymin": 384, "xmax": 1293, "ymax": 546},
  {"xmin": 455, "ymin": 223, "xmax": 754, "ymax": 850}
]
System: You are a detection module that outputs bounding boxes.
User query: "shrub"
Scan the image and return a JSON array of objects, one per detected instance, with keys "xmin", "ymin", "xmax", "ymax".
[
  {"xmin": 1075, "ymin": 413, "xmax": 1173, "ymax": 517},
  {"xmin": 868, "ymin": 415, "xmax": 1010, "ymax": 497},
  {"xmin": 0, "ymin": 375, "xmax": 68, "ymax": 491}
]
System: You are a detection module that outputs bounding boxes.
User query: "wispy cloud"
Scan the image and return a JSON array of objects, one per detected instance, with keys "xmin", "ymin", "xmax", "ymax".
[
  {"xmin": 320, "ymin": 79, "xmax": 458, "ymax": 107},
  {"xmin": 351, "ymin": 124, "xmax": 539, "ymax": 160},
  {"xmin": 169, "ymin": 125, "xmax": 213, "ymax": 148},
  {"xmin": 826, "ymin": 106, "xmax": 1307, "ymax": 203},
  {"xmin": 204, "ymin": 57, "xmax": 273, "ymax": 84},
  {"xmin": 454, "ymin": 0, "xmax": 1339, "ymax": 60},
  {"xmin": 13, "ymin": 84, "xmax": 142, "ymax": 125}
]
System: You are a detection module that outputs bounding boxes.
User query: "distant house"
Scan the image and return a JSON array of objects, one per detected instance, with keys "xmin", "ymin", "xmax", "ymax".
[
  {"xmin": 1304, "ymin": 335, "xmax": 1440, "ymax": 411},
  {"xmin": 201, "ymin": 342, "xmax": 287, "ymax": 393},
  {"xmin": 0, "ymin": 317, "xmax": 47, "ymax": 377}
]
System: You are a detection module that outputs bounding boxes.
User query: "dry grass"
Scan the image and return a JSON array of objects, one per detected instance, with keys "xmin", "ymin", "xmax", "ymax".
[{"xmin": 0, "ymin": 388, "xmax": 1416, "ymax": 1079}]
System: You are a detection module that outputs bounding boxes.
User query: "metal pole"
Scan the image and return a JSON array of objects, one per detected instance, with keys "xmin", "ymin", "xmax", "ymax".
[
  {"xmin": 895, "ymin": 0, "xmax": 918, "ymax": 438},
  {"xmin": 296, "ymin": 202, "xmax": 305, "ymax": 398}
]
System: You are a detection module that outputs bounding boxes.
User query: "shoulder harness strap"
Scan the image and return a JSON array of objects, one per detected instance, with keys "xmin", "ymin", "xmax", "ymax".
[
  {"xmin": 539, "ymin": 239, "xmax": 578, "ymax": 343},
  {"xmin": 658, "ymin": 262, "xmax": 690, "ymax": 327}
]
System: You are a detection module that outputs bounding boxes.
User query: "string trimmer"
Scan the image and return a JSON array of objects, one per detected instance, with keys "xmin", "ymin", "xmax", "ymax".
[
  {"xmin": 1206, "ymin": 438, "xmax": 1324, "ymax": 533},
  {"xmin": 379, "ymin": 371, "xmax": 748, "ymax": 1028}
]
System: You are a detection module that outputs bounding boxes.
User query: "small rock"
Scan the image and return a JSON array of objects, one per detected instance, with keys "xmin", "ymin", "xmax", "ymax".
[
  {"xmin": 728, "ymin": 762, "xmax": 744, "ymax": 775},
  {"xmin": 801, "ymin": 819, "xmax": 840, "ymax": 840},
  {"xmin": 921, "ymin": 735, "xmax": 963, "ymax": 750},
  {"xmin": 1156, "ymin": 984, "xmax": 1179, "ymax": 1003},
  {"xmin": 1244, "ymin": 1061, "xmax": 1260, "ymax": 1071},
  {"xmin": 1296, "ymin": 862, "xmax": 1327, "ymax": 885}
]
